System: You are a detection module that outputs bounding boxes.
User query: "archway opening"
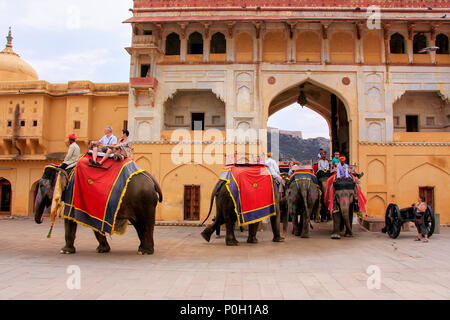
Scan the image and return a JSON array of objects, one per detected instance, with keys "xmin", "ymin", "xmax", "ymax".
[
  {"xmin": 268, "ymin": 81, "xmax": 350, "ymax": 163},
  {"xmin": 0, "ymin": 178, "xmax": 12, "ymax": 214}
]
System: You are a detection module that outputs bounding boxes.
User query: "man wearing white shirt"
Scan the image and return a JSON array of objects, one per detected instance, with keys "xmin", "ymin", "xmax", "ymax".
[
  {"xmin": 318, "ymin": 152, "xmax": 330, "ymax": 172},
  {"xmin": 90, "ymin": 126, "xmax": 118, "ymax": 166},
  {"xmin": 265, "ymin": 152, "xmax": 282, "ymax": 184}
]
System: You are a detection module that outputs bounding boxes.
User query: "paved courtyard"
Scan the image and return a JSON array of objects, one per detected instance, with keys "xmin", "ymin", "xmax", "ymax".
[{"xmin": 0, "ymin": 218, "xmax": 449, "ymax": 300}]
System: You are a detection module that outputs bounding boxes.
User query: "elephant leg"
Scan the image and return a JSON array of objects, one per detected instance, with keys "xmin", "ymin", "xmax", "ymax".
[
  {"xmin": 94, "ymin": 231, "xmax": 110, "ymax": 253},
  {"xmin": 270, "ymin": 211, "xmax": 284, "ymax": 242},
  {"xmin": 301, "ymin": 210, "xmax": 311, "ymax": 238},
  {"xmin": 281, "ymin": 206, "xmax": 288, "ymax": 238},
  {"xmin": 61, "ymin": 219, "xmax": 77, "ymax": 254},
  {"xmin": 131, "ymin": 209, "xmax": 156, "ymax": 255},
  {"xmin": 293, "ymin": 213, "xmax": 301, "ymax": 237},
  {"xmin": 331, "ymin": 212, "xmax": 341, "ymax": 239},
  {"xmin": 344, "ymin": 210, "xmax": 354, "ymax": 237},
  {"xmin": 138, "ymin": 217, "xmax": 155, "ymax": 255},
  {"xmin": 247, "ymin": 223, "xmax": 259, "ymax": 244},
  {"xmin": 225, "ymin": 221, "xmax": 238, "ymax": 246},
  {"xmin": 201, "ymin": 214, "xmax": 223, "ymax": 243}
]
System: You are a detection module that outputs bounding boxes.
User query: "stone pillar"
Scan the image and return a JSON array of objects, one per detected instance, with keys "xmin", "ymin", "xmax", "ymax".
[
  {"xmin": 204, "ymin": 36, "xmax": 210, "ymax": 63},
  {"xmin": 180, "ymin": 38, "xmax": 187, "ymax": 63},
  {"xmin": 227, "ymin": 36, "xmax": 234, "ymax": 62}
]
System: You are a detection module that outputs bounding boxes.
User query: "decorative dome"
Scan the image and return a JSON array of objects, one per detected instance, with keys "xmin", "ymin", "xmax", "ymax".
[{"xmin": 0, "ymin": 28, "xmax": 38, "ymax": 82}]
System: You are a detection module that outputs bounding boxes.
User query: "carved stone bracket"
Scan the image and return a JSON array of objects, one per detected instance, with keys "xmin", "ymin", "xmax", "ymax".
[
  {"xmin": 382, "ymin": 22, "xmax": 391, "ymax": 40},
  {"xmin": 407, "ymin": 22, "xmax": 415, "ymax": 40},
  {"xmin": 322, "ymin": 22, "xmax": 331, "ymax": 40},
  {"xmin": 178, "ymin": 22, "xmax": 188, "ymax": 39},
  {"xmin": 227, "ymin": 22, "xmax": 236, "ymax": 38}
]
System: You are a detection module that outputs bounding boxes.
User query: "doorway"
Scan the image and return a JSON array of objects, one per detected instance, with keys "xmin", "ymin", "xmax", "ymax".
[
  {"xmin": 184, "ymin": 185, "xmax": 200, "ymax": 221},
  {"xmin": 419, "ymin": 186, "xmax": 434, "ymax": 211},
  {"xmin": 0, "ymin": 179, "xmax": 11, "ymax": 214}
]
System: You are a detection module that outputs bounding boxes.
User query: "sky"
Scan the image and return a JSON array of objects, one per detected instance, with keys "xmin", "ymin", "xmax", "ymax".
[{"xmin": 0, "ymin": 0, "xmax": 329, "ymax": 139}]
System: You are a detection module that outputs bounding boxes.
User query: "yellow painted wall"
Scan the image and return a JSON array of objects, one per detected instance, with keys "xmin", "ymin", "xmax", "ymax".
[
  {"xmin": 235, "ymin": 32, "xmax": 253, "ymax": 62},
  {"xmin": 359, "ymin": 144, "xmax": 450, "ymax": 223},
  {"xmin": 296, "ymin": 31, "xmax": 321, "ymax": 62},
  {"xmin": 263, "ymin": 31, "xmax": 287, "ymax": 63},
  {"xmin": 330, "ymin": 31, "xmax": 355, "ymax": 64},
  {"xmin": 363, "ymin": 32, "xmax": 382, "ymax": 64}
]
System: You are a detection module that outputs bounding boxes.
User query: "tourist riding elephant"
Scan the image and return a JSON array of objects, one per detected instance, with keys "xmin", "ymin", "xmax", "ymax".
[
  {"xmin": 34, "ymin": 166, "xmax": 163, "ymax": 255},
  {"xmin": 316, "ymin": 170, "xmax": 333, "ymax": 222},
  {"xmin": 287, "ymin": 179, "xmax": 320, "ymax": 238},
  {"xmin": 330, "ymin": 178, "xmax": 358, "ymax": 239},
  {"xmin": 201, "ymin": 180, "xmax": 284, "ymax": 246}
]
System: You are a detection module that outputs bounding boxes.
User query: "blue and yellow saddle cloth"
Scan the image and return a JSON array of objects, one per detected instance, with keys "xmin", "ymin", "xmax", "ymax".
[
  {"xmin": 219, "ymin": 165, "xmax": 276, "ymax": 226},
  {"xmin": 287, "ymin": 170, "xmax": 321, "ymax": 190}
]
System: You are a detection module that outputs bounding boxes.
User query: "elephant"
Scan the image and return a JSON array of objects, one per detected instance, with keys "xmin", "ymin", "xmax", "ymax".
[
  {"xmin": 316, "ymin": 170, "xmax": 333, "ymax": 222},
  {"xmin": 201, "ymin": 180, "xmax": 284, "ymax": 246},
  {"xmin": 278, "ymin": 176, "xmax": 290, "ymax": 238},
  {"xmin": 287, "ymin": 179, "xmax": 320, "ymax": 238},
  {"xmin": 330, "ymin": 178, "xmax": 358, "ymax": 239},
  {"xmin": 34, "ymin": 165, "xmax": 163, "ymax": 255}
]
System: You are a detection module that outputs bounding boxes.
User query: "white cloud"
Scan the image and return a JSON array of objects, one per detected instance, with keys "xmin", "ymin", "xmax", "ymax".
[
  {"xmin": 30, "ymin": 49, "xmax": 114, "ymax": 82},
  {"xmin": 268, "ymin": 103, "xmax": 330, "ymax": 139}
]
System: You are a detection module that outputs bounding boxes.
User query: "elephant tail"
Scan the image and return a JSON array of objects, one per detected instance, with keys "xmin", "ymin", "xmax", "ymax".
[
  {"xmin": 200, "ymin": 180, "xmax": 225, "ymax": 226},
  {"xmin": 143, "ymin": 172, "xmax": 163, "ymax": 203}
]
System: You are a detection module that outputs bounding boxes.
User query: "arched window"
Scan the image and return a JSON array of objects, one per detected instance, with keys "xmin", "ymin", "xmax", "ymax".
[
  {"xmin": 165, "ymin": 33, "xmax": 180, "ymax": 56},
  {"xmin": 390, "ymin": 33, "xmax": 405, "ymax": 54},
  {"xmin": 188, "ymin": 32, "xmax": 203, "ymax": 55},
  {"xmin": 436, "ymin": 34, "xmax": 449, "ymax": 54},
  {"xmin": 210, "ymin": 32, "xmax": 226, "ymax": 54},
  {"xmin": 413, "ymin": 33, "xmax": 428, "ymax": 54}
]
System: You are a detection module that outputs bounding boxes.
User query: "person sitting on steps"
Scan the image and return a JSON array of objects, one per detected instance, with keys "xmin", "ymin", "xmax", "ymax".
[{"xmin": 90, "ymin": 126, "xmax": 117, "ymax": 167}]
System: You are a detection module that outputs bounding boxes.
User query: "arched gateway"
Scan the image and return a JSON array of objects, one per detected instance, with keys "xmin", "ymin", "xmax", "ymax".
[{"xmin": 125, "ymin": 1, "xmax": 450, "ymax": 224}]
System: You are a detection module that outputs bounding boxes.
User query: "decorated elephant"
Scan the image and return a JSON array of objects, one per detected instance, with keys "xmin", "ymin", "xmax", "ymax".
[
  {"xmin": 287, "ymin": 178, "xmax": 320, "ymax": 238},
  {"xmin": 35, "ymin": 164, "xmax": 162, "ymax": 255},
  {"xmin": 316, "ymin": 170, "xmax": 333, "ymax": 222},
  {"xmin": 330, "ymin": 178, "xmax": 358, "ymax": 239},
  {"xmin": 201, "ymin": 177, "xmax": 284, "ymax": 246}
]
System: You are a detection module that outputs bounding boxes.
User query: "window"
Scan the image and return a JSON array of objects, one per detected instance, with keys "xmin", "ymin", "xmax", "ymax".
[
  {"xmin": 188, "ymin": 32, "xmax": 203, "ymax": 54},
  {"xmin": 192, "ymin": 113, "xmax": 205, "ymax": 131},
  {"xmin": 123, "ymin": 120, "xmax": 128, "ymax": 130},
  {"xmin": 390, "ymin": 33, "xmax": 405, "ymax": 54},
  {"xmin": 143, "ymin": 30, "xmax": 153, "ymax": 35},
  {"xmin": 406, "ymin": 115, "xmax": 419, "ymax": 132},
  {"xmin": 413, "ymin": 33, "xmax": 428, "ymax": 54},
  {"xmin": 74, "ymin": 121, "xmax": 81, "ymax": 130},
  {"xmin": 7, "ymin": 121, "xmax": 11, "ymax": 127},
  {"xmin": 175, "ymin": 116, "xmax": 184, "ymax": 125},
  {"xmin": 436, "ymin": 34, "xmax": 449, "ymax": 54},
  {"xmin": 140, "ymin": 64, "xmax": 150, "ymax": 77},
  {"xmin": 184, "ymin": 185, "xmax": 200, "ymax": 220},
  {"xmin": 210, "ymin": 32, "xmax": 226, "ymax": 54},
  {"xmin": 165, "ymin": 33, "xmax": 180, "ymax": 56},
  {"xmin": 32, "ymin": 120, "xmax": 38, "ymax": 127},
  {"xmin": 20, "ymin": 120, "xmax": 25, "ymax": 127},
  {"xmin": 426, "ymin": 117, "xmax": 435, "ymax": 126}
]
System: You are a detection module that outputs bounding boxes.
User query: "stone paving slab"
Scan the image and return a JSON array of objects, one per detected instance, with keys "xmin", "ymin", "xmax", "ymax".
[{"xmin": 0, "ymin": 218, "xmax": 449, "ymax": 300}]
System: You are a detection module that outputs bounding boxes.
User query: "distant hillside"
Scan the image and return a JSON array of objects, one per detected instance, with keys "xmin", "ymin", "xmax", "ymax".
[{"xmin": 267, "ymin": 130, "xmax": 330, "ymax": 161}]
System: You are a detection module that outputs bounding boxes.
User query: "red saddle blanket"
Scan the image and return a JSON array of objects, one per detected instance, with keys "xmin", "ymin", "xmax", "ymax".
[
  {"xmin": 325, "ymin": 173, "xmax": 367, "ymax": 214},
  {"xmin": 219, "ymin": 165, "xmax": 276, "ymax": 226},
  {"xmin": 63, "ymin": 154, "xmax": 143, "ymax": 235}
]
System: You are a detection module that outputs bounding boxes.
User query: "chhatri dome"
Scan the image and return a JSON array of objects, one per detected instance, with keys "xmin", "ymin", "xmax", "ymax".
[{"xmin": 0, "ymin": 28, "xmax": 38, "ymax": 82}]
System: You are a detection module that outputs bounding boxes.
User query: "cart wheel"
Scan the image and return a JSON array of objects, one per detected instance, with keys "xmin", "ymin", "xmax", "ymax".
[
  {"xmin": 384, "ymin": 203, "xmax": 401, "ymax": 239},
  {"xmin": 423, "ymin": 205, "xmax": 435, "ymax": 238}
]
